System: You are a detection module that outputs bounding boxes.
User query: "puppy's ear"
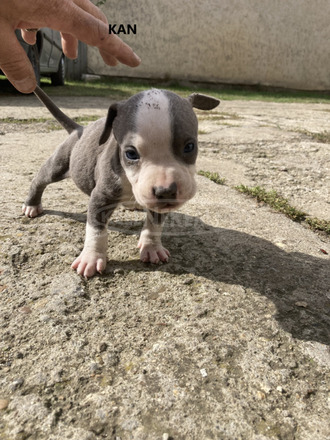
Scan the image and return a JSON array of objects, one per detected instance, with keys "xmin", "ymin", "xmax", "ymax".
[
  {"xmin": 188, "ymin": 93, "xmax": 220, "ymax": 110},
  {"xmin": 99, "ymin": 103, "xmax": 118, "ymax": 145}
]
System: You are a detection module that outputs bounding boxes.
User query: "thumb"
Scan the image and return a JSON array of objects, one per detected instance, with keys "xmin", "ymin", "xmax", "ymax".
[{"xmin": 0, "ymin": 23, "xmax": 36, "ymax": 93}]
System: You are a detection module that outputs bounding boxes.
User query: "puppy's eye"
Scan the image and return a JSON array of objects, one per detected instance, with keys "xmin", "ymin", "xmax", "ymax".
[
  {"xmin": 184, "ymin": 142, "xmax": 195, "ymax": 154},
  {"xmin": 125, "ymin": 147, "xmax": 140, "ymax": 161}
]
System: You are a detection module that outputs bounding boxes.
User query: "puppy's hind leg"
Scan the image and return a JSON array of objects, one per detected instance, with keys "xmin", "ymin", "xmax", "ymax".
[{"xmin": 22, "ymin": 138, "xmax": 74, "ymax": 218}]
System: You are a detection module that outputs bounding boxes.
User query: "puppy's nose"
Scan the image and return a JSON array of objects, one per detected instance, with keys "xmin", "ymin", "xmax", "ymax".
[{"xmin": 153, "ymin": 182, "xmax": 177, "ymax": 200}]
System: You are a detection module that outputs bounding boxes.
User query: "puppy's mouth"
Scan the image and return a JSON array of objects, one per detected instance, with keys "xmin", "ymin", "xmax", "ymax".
[
  {"xmin": 132, "ymin": 184, "xmax": 193, "ymax": 213},
  {"xmin": 139, "ymin": 198, "xmax": 184, "ymax": 213},
  {"xmin": 152, "ymin": 201, "xmax": 180, "ymax": 213}
]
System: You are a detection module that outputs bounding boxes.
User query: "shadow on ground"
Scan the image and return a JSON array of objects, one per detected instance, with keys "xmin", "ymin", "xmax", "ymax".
[{"xmin": 43, "ymin": 208, "xmax": 330, "ymax": 347}]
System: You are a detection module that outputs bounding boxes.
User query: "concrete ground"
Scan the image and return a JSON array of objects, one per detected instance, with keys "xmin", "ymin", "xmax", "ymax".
[{"xmin": 0, "ymin": 93, "xmax": 329, "ymax": 439}]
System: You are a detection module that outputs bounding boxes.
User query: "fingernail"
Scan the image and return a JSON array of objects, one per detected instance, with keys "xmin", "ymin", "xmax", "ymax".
[
  {"xmin": 133, "ymin": 52, "xmax": 141, "ymax": 65},
  {"xmin": 11, "ymin": 76, "xmax": 36, "ymax": 94}
]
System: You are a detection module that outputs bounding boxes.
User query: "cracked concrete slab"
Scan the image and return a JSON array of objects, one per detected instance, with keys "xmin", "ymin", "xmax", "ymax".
[{"xmin": 0, "ymin": 94, "xmax": 329, "ymax": 440}]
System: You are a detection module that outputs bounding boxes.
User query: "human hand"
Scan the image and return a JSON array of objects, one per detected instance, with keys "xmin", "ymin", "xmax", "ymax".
[{"xmin": 0, "ymin": 0, "xmax": 141, "ymax": 93}]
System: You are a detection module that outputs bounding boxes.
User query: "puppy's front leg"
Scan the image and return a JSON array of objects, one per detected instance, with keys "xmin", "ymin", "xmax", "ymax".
[
  {"xmin": 138, "ymin": 210, "xmax": 170, "ymax": 264},
  {"xmin": 72, "ymin": 190, "xmax": 118, "ymax": 278}
]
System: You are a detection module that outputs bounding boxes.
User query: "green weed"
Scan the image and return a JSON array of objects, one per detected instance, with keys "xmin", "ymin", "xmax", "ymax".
[
  {"xmin": 235, "ymin": 185, "xmax": 307, "ymax": 221},
  {"xmin": 235, "ymin": 184, "xmax": 329, "ymax": 235},
  {"xmin": 297, "ymin": 129, "xmax": 330, "ymax": 143},
  {"xmin": 198, "ymin": 170, "xmax": 226, "ymax": 185}
]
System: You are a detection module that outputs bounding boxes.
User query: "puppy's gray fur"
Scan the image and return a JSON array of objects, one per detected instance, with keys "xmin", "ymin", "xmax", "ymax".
[{"xmin": 23, "ymin": 86, "xmax": 219, "ymax": 277}]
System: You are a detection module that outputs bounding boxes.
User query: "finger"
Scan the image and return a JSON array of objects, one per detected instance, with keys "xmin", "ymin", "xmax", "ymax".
[
  {"xmin": 21, "ymin": 29, "xmax": 37, "ymax": 45},
  {"xmin": 50, "ymin": 3, "xmax": 110, "ymax": 46},
  {"xmin": 49, "ymin": 2, "xmax": 141, "ymax": 67},
  {"xmin": 98, "ymin": 48, "xmax": 119, "ymax": 67},
  {"xmin": 73, "ymin": 0, "xmax": 140, "ymax": 66},
  {"xmin": 0, "ymin": 22, "xmax": 36, "ymax": 93},
  {"xmin": 73, "ymin": 0, "xmax": 108, "ymax": 24},
  {"xmin": 60, "ymin": 32, "xmax": 78, "ymax": 59},
  {"xmin": 98, "ymin": 34, "xmax": 141, "ymax": 67}
]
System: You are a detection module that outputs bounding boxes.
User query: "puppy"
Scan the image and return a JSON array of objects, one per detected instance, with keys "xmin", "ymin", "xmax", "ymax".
[{"xmin": 22, "ymin": 86, "xmax": 219, "ymax": 277}]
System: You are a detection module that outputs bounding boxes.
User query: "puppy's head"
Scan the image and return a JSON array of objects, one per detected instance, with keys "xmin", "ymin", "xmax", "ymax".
[{"xmin": 100, "ymin": 89, "xmax": 219, "ymax": 212}]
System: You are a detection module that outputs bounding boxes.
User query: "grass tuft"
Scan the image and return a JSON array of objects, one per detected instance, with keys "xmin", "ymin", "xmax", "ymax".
[
  {"xmin": 235, "ymin": 184, "xmax": 329, "ymax": 235},
  {"xmin": 0, "ymin": 115, "xmax": 101, "ymax": 131},
  {"xmin": 235, "ymin": 185, "xmax": 306, "ymax": 221},
  {"xmin": 0, "ymin": 117, "xmax": 50, "ymax": 124},
  {"xmin": 72, "ymin": 115, "xmax": 100, "ymax": 124},
  {"xmin": 305, "ymin": 217, "xmax": 330, "ymax": 235},
  {"xmin": 308, "ymin": 131, "xmax": 330, "ymax": 144},
  {"xmin": 298, "ymin": 129, "xmax": 330, "ymax": 143},
  {"xmin": 198, "ymin": 170, "xmax": 226, "ymax": 185}
]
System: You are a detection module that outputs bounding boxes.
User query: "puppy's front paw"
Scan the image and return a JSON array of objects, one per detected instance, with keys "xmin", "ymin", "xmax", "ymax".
[
  {"xmin": 22, "ymin": 203, "xmax": 43, "ymax": 218},
  {"xmin": 138, "ymin": 242, "xmax": 170, "ymax": 264},
  {"xmin": 71, "ymin": 251, "xmax": 106, "ymax": 278}
]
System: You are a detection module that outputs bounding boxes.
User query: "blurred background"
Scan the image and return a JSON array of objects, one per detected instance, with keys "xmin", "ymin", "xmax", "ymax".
[{"xmin": 88, "ymin": 0, "xmax": 330, "ymax": 91}]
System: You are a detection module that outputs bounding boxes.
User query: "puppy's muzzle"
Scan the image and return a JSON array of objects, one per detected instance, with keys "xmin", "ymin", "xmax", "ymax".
[
  {"xmin": 153, "ymin": 182, "xmax": 177, "ymax": 200},
  {"xmin": 151, "ymin": 182, "xmax": 178, "ymax": 210}
]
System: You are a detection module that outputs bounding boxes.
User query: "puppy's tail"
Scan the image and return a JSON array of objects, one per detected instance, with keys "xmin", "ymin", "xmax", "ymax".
[{"xmin": 33, "ymin": 85, "xmax": 82, "ymax": 134}]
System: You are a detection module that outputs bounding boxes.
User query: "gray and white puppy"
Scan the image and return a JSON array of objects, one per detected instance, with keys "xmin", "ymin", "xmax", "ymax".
[{"xmin": 22, "ymin": 86, "xmax": 219, "ymax": 277}]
